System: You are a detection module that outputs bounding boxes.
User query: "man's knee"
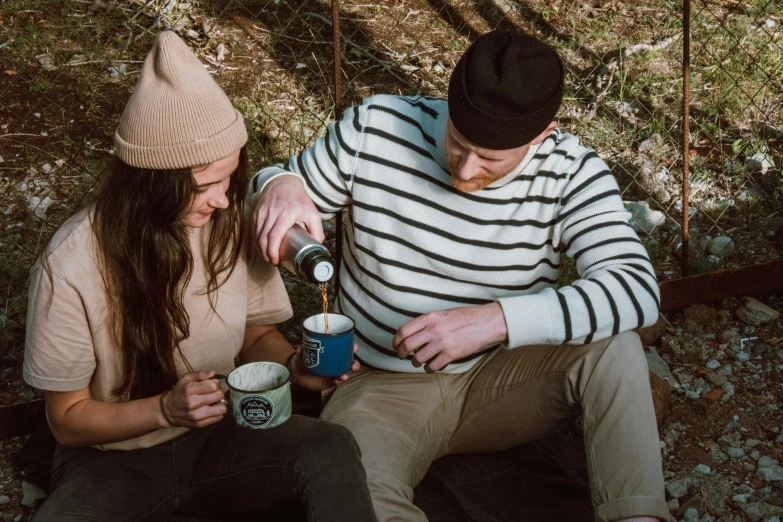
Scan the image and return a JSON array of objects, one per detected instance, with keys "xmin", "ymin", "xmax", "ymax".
[
  {"xmin": 294, "ymin": 422, "xmax": 365, "ymax": 479},
  {"xmin": 586, "ymin": 331, "xmax": 648, "ymax": 391}
]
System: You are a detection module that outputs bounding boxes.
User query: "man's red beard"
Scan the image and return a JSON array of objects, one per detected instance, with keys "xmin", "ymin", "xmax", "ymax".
[{"xmin": 448, "ymin": 159, "xmax": 502, "ymax": 192}]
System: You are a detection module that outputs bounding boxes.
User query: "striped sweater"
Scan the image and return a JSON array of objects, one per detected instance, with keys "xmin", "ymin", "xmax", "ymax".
[{"xmin": 252, "ymin": 95, "xmax": 660, "ymax": 373}]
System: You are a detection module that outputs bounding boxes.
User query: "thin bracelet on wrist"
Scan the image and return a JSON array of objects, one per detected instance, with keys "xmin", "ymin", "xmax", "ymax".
[{"xmin": 159, "ymin": 390, "xmax": 175, "ymax": 427}]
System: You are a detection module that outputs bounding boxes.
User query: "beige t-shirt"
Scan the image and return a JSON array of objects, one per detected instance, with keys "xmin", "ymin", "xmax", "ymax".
[{"xmin": 23, "ymin": 207, "xmax": 293, "ymax": 450}]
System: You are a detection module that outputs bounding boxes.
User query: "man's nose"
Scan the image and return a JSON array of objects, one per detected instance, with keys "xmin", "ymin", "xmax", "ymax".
[{"xmin": 456, "ymin": 153, "xmax": 480, "ymax": 180}]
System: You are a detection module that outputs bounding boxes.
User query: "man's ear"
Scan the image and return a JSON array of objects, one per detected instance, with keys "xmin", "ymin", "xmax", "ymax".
[{"xmin": 530, "ymin": 121, "xmax": 559, "ymax": 145}]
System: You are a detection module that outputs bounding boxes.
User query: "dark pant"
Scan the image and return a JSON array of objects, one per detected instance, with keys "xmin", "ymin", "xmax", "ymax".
[{"xmin": 33, "ymin": 414, "xmax": 376, "ymax": 522}]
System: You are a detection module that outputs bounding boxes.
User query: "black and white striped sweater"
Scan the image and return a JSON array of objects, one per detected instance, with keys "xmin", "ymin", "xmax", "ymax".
[{"xmin": 252, "ymin": 95, "xmax": 659, "ymax": 373}]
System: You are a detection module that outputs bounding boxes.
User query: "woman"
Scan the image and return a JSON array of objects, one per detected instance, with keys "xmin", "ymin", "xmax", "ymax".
[{"xmin": 23, "ymin": 31, "xmax": 375, "ymax": 522}]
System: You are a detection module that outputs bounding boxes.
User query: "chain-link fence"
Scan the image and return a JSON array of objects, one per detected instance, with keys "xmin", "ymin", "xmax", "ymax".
[{"xmin": 1, "ymin": 0, "xmax": 782, "ymax": 401}]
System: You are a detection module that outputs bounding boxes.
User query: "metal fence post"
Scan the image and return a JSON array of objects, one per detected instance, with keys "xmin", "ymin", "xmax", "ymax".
[
  {"xmin": 332, "ymin": 0, "xmax": 343, "ymax": 297},
  {"xmin": 681, "ymin": 0, "xmax": 691, "ymax": 277}
]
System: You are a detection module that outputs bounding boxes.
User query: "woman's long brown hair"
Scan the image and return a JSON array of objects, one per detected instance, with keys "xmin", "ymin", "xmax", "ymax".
[{"xmin": 91, "ymin": 147, "xmax": 248, "ymax": 400}]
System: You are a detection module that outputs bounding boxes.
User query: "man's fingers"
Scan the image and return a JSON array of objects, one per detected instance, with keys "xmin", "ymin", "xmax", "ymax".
[
  {"xmin": 424, "ymin": 353, "xmax": 452, "ymax": 373},
  {"xmin": 395, "ymin": 329, "xmax": 431, "ymax": 360},
  {"xmin": 411, "ymin": 344, "xmax": 439, "ymax": 368},
  {"xmin": 303, "ymin": 215, "xmax": 325, "ymax": 244},
  {"xmin": 259, "ymin": 213, "xmax": 281, "ymax": 264}
]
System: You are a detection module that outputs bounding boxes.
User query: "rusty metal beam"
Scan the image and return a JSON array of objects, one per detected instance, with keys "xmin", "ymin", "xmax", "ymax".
[
  {"xmin": 0, "ymin": 399, "xmax": 45, "ymax": 440},
  {"xmin": 659, "ymin": 259, "xmax": 783, "ymax": 311}
]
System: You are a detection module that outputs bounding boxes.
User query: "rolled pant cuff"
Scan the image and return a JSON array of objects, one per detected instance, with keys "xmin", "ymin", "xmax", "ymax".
[{"xmin": 597, "ymin": 496, "xmax": 674, "ymax": 522}]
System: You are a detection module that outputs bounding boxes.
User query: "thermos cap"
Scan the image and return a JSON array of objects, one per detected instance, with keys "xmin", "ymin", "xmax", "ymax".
[{"xmin": 313, "ymin": 260, "xmax": 334, "ymax": 282}]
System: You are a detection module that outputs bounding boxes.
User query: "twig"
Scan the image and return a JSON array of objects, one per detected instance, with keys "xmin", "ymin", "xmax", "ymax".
[
  {"xmin": 128, "ymin": 0, "xmax": 156, "ymax": 25},
  {"xmin": 200, "ymin": 53, "xmax": 237, "ymax": 71},
  {"xmin": 0, "ymin": 133, "xmax": 42, "ymax": 139},
  {"xmin": 659, "ymin": 313, "xmax": 674, "ymax": 330}
]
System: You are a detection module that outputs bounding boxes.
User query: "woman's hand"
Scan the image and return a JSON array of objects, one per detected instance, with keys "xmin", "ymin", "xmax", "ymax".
[
  {"xmin": 288, "ymin": 344, "xmax": 361, "ymax": 391},
  {"xmin": 160, "ymin": 370, "xmax": 227, "ymax": 428}
]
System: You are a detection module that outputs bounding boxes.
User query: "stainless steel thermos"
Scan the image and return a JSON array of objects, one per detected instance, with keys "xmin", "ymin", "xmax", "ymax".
[{"xmin": 278, "ymin": 224, "xmax": 335, "ymax": 284}]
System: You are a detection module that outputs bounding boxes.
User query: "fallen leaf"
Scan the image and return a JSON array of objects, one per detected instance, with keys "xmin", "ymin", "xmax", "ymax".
[
  {"xmin": 0, "ymin": 391, "xmax": 17, "ymax": 406},
  {"xmin": 702, "ymin": 388, "xmax": 724, "ymax": 400},
  {"xmin": 4, "ymin": 69, "xmax": 17, "ymax": 75},
  {"xmin": 697, "ymin": 368, "xmax": 709, "ymax": 375}
]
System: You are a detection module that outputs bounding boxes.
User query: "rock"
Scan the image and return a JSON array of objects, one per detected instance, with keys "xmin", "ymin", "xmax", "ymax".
[
  {"xmin": 751, "ymin": 478, "xmax": 764, "ymax": 489},
  {"xmin": 706, "ymin": 359, "xmax": 721, "ymax": 370},
  {"xmin": 776, "ymin": 433, "xmax": 783, "ymax": 445},
  {"xmin": 725, "ymin": 446, "xmax": 745, "ymax": 458},
  {"xmin": 695, "ymin": 464, "xmax": 711, "ymax": 474},
  {"xmin": 685, "ymin": 304, "xmax": 718, "ymax": 332},
  {"xmin": 639, "ymin": 133, "xmax": 664, "ymax": 152},
  {"xmin": 21, "ymin": 480, "xmax": 47, "ymax": 507},
  {"xmin": 0, "ymin": 495, "xmax": 9, "ymax": 505},
  {"xmin": 733, "ymin": 493, "xmax": 752, "ymax": 504},
  {"xmin": 215, "ymin": 42, "xmax": 226, "ymax": 61},
  {"xmin": 710, "ymin": 446, "xmax": 728, "ymax": 463},
  {"xmin": 707, "ymin": 236, "xmax": 735, "ymax": 257},
  {"xmin": 718, "ymin": 328, "xmax": 741, "ymax": 346},
  {"xmin": 777, "ymin": 349, "xmax": 783, "ymax": 363},
  {"xmin": 746, "ymin": 153, "xmax": 774, "ymax": 175},
  {"xmin": 758, "ymin": 465, "xmax": 783, "ymax": 481},
  {"xmin": 693, "ymin": 378, "xmax": 711, "ymax": 395},
  {"xmin": 645, "ymin": 346, "xmax": 679, "ymax": 388},
  {"xmin": 650, "ymin": 371, "xmax": 671, "ymax": 425},
  {"xmin": 737, "ymin": 351, "xmax": 751, "ymax": 363},
  {"xmin": 677, "ymin": 496, "xmax": 707, "ymax": 519},
  {"xmin": 36, "ymin": 53, "xmax": 57, "ymax": 71},
  {"xmin": 752, "ymin": 343, "xmax": 769, "ymax": 355},
  {"xmin": 702, "ymin": 388, "xmax": 724, "ymax": 400},
  {"xmin": 108, "ymin": 63, "xmax": 127, "ymax": 78},
  {"xmin": 668, "ymin": 498, "xmax": 681, "ymax": 513},
  {"xmin": 736, "ymin": 298, "xmax": 780, "ymax": 326},
  {"xmin": 683, "ymin": 507, "xmax": 700, "ymax": 522},
  {"xmin": 636, "ymin": 315, "xmax": 667, "ymax": 346},
  {"xmin": 717, "ymin": 310, "xmax": 730, "ymax": 328},
  {"xmin": 758, "ymin": 456, "xmax": 780, "ymax": 470},
  {"xmin": 679, "ymin": 448, "xmax": 714, "ymax": 470},
  {"xmin": 739, "ymin": 501, "xmax": 783, "ymax": 521},
  {"xmin": 717, "ymin": 364, "xmax": 733, "ymax": 376},
  {"xmin": 704, "ymin": 255, "xmax": 724, "ymax": 269},
  {"xmin": 626, "ymin": 200, "xmax": 666, "ymax": 235},
  {"xmin": 666, "ymin": 478, "xmax": 691, "ymax": 499},
  {"xmin": 706, "ymin": 373, "xmax": 728, "ymax": 387}
]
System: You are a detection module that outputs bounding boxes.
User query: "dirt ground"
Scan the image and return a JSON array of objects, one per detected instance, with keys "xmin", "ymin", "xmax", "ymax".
[{"xmin": 1, "ymin": 1, "xmax": 783, "ymax": 521}]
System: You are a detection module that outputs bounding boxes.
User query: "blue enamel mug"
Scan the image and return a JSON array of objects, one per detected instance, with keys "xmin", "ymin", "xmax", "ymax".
[{"xmin": 302, "ymin": 313, "xmax": 355, "ymax": 377}]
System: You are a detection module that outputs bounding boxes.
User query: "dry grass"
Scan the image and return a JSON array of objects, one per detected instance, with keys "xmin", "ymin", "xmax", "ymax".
[{"xmin": 1, "ymin": 0, "xmax": 782, "ymax": 368}]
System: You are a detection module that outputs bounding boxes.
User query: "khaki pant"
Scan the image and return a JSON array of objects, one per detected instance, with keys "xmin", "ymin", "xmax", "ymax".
[{"xmin": 320, "ymin": 331, "xmax": 673, "ymax": 522}]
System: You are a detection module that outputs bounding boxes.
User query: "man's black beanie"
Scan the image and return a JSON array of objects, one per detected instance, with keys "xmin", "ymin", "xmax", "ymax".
[{"xmin": 448, "ymin": 30, "xmax": 564, "ymax": 150}]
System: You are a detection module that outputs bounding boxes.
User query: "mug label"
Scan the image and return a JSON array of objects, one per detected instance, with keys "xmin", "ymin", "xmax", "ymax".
[
  {"xmin": 303, "ymin": 337, "xmax": 323, "ymax": 368},
  {"xmin": 239, "ymin": 395, "xmax": 274, "ymax": 427}
]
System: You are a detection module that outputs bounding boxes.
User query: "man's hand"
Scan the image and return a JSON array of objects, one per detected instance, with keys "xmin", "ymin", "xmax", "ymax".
[
  {"xmin": 253, "ymin": 175, "xmax": 323, "ymax": 264},
  {"xmin": 393, "ymin": 303, "xmax": 509, "ymax": 372},
  {"xmin": 289, "ymin": 344, "xmax": 361, "ymax": 390}
]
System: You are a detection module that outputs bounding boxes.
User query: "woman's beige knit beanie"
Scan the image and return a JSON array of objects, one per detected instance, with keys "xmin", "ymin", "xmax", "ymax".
[{"xmin": 114, "ymin": 31, "xmax": 247, "ymax": 170}]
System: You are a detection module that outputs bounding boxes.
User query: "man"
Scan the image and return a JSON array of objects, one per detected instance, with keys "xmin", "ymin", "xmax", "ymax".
[{"xmin": 252, "ymin": 30, "xmax": 670, "ymax": 522}]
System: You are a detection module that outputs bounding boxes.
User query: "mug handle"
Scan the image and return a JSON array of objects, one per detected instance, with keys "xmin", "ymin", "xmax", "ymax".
[{"xmin": 213, "ymin": 374, "xmax": 230, "ymax": 405}]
